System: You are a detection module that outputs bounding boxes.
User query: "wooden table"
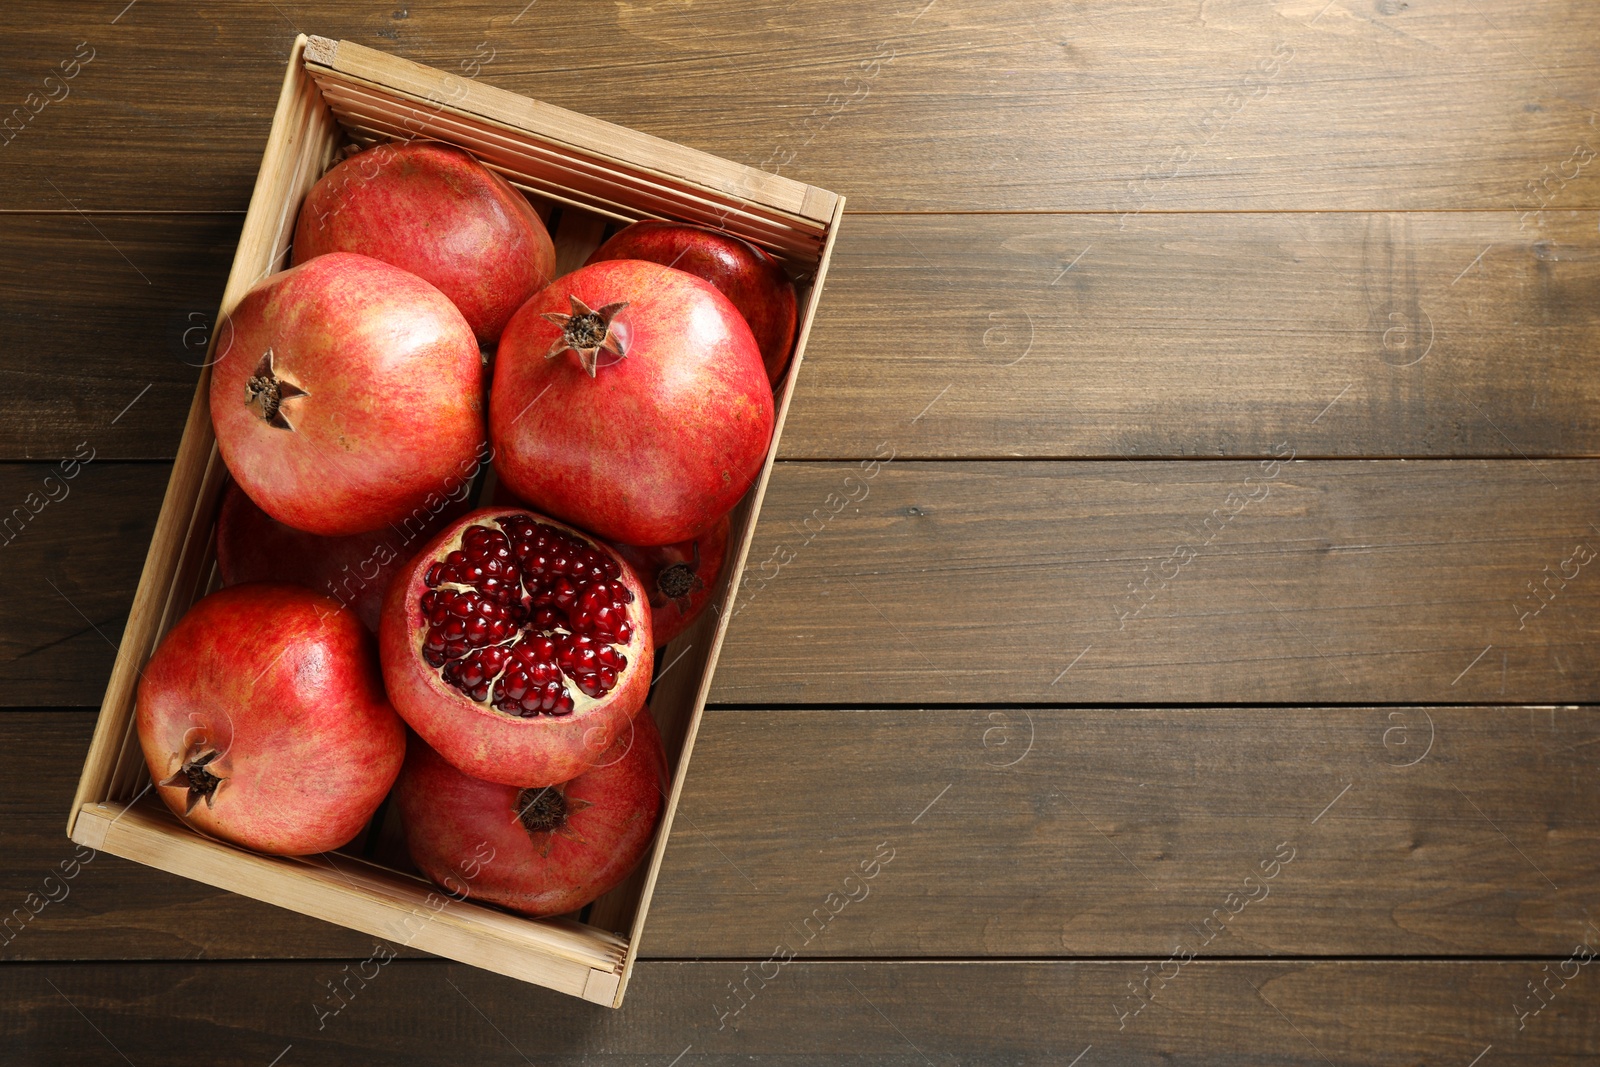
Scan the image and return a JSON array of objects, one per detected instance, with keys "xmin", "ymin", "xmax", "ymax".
[{"xmin": 4, "ymin": 1, "xmax": 1599, "ymax": 1062}]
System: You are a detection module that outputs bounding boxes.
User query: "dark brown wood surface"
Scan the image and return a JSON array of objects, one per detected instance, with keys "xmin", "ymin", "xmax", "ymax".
[
  {"xmin": 9, "ymin": 210, "xmax": 1600, "ymax": 461},
  {"xmin": 7, "ymin": 709, "xmax": 1598, "ymax": 961},
  {"xmin": 5, "ymin": 959, "xmax": 1599, "ymax": 1064},
  {"xmin": 4, "ymin": 0, "xmax": 1599, "ymax": 1060},
  {"xmin": 3, "ymin": 2, "xmax": 1598, "ymax": 213},
  {"xmin": 782, "ymin": 211, "xmax": 1600, "ymax": 460},
  {"xmin": 712, "ymin": 459, "xmax": 1600, "ymax": 706},
  {"xmin": 11, "ymin": 460, "xmax": 1600, "ymax": 707}
]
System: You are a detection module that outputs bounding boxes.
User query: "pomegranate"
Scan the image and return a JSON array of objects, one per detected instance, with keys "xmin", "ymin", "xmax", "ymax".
[
  {"xmin": 135, "ymin": 583, "xmax": 405, "ymax": 856},
  {"xmin": 209, "ymin": 252, "xmax": 484, "ymax": 537},
  {"xmin": 395, "ymin": 710, "xmax": 666, "ymax": 917},
  {"xmin": 613, "ymin": 515, "xmax": 730, "ymax": 646},
  {"xmin": 489, "ymin": 260, "xmax": 774, "ymax": 546},
  {"xmin": 378, "ymin": 506, "xmax": 654, "ymax": 787},
  {"xmin": 587, "ymin": 221, "xmax": 798, "ymax": 383},
  {"xmin": 293, "ymin": 140, "xmax": 556, "ymax": 345},
  {"xmin": 214, "ymin": 480, "xmax": 471, "ymax": 633}
]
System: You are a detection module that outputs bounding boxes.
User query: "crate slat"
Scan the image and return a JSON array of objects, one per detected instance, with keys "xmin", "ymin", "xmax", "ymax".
[
  {"xmin": 605, "ymin": 193, "xmax": 845, "ymax": 1003},
  {"xmin": 303, "ymin": 36, "xmax": 832, "ymax": 265},
  {"xmin": 71, "ymin": 800, "xmax": 624, "ymax": 1000},
  {"xmin": 311, "ymin": 80, "xmax": 828, "ymax": 265},
  {"xmin": 69, "ymin": 36, "xmax": 332, "ymax": 836}
]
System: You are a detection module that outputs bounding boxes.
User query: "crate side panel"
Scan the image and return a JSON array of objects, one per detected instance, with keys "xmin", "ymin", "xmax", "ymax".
[
  {"xmin": 609, "ymin": 197, "xmax": 845, "ymax": 1005},
  {"xmin": 305, "ymin": 37, "xmax": 832, "ymax": 225},
  {"xmin": 70, "ymin": 36, "xmax": 337, "ymax": 833},
  {"xmin": 73, "ymin": 801, "xmax": 625, "ymax": 989},
  {"xmin": 305, "ymin": 69, "xmax": 826, "ymax": 267}
]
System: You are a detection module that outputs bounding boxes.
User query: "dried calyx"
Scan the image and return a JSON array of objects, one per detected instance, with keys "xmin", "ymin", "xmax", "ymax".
[
  {"xmin": 515, "ymin": 785, "xmax": 592, "ymax": 853},
  {"xmin": 161, "ymin": 750, "xmax": 225, "ymax": 815},
  {"xmin": 244, "ymin": 349, "xmax": 309, "ymax": 430},
  {"xmin": 542, "ymin": 295, "xmax": 629, "ymax": 377},
  {"xmin": 657, "ymin": 562, "xmax": 697, "ymax": 602},
  {"xmin": 420, "ymin": 516, "xmax": 635, "ymax": 718}
]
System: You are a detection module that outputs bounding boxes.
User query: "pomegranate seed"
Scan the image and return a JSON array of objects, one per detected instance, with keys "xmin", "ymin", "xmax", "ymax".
[{"xmin": 419, "ymin": 519, "xmax": 638, "ymax": 717}]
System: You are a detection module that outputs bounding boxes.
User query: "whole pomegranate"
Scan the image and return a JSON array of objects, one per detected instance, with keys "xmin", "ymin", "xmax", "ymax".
[
  {"xmin": 489, "ymin": 260, "xmax": 774, "ymax": 546},
  {"xmin": 587, "ymin": 221, "xmax": 798, "ymax": 383},
  {"xmin": 135, "ymin": 583, "xmax": 405, "ymax": 856},
  {"xmin": 395, "ymin": 710, "xmax": 666, "ymax": 917},
  {"xmin": 613, "ymin": 514, "xmax": 730, "ymax": 646},
  {"xmin": 209, "ymin": 252, "xmax": 484, "ymax": 537},
  {"xmin": 379, "ymin": 507, "xmax": 654, "ymax": 787},
  {"xmin": 293, "ymin": 140, "xmax": 556, "ymax": 345},
  {"xmin": 215, "ymin": 481, "xmax": 471, "ymax": 632}
]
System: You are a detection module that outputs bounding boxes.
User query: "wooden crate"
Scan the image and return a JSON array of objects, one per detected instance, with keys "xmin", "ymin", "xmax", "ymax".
[{"xmin": 66, "ymin": 34, "xmax": 842, "ymax": 1008}]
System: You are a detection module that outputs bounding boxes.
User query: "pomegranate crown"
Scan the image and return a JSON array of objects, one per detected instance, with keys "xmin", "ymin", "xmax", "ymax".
[
  {"xmin": 542, "ymin": 295, "xmax": 629, "ymax": 377},
  {"xmin": 243, "ymin": 348, "xmax": 310, "ymax": 431}
]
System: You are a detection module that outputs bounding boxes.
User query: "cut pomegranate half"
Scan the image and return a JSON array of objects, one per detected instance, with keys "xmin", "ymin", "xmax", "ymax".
[{"xmin": 379, "ymin": 507, "xmax": 653, "ymax": 787}]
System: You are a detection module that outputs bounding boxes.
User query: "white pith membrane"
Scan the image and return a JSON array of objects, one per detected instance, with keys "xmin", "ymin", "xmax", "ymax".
[{"xmin": 412, "ymin": 514, "xmax": 641, "ymax": 718}]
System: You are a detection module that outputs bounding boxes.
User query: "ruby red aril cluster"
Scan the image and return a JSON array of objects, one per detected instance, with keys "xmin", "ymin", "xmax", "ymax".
[{"xmin": 419, "ymin": 516, "xmax": 634, "ymax": 716}]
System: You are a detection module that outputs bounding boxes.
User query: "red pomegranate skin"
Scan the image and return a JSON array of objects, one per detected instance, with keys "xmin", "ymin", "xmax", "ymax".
[
  {"xmin": 135, "ymin": 583, "xmax": 406, "ymax": 856},
  {"xmin": 490, "ymin": 260, "xmax": 774, "ymax": 546},
  {"xmin": 215, "ymin": 481, "xmax": 471, "ymax": 633},
  {"xmin": 396, "ymin": 711, "xmax": 667, "ymax": 917},
  {"xmin": 587, "ymin": 221, "xmax": 798, "ymax": 384},
  {"xmin": 209, "ymin": 252, "xmax": 484, "ymax": 537},
  {"xmin": 613, "ymin": 514, "xmax": 730, "ymax": 646},
  {"xmin": 293, "ymin": 140, "xmax": 556, "ymax": 345},
  {"xmin": 379, "ymin": 507, "xmax": 654, "ymax": 788}
]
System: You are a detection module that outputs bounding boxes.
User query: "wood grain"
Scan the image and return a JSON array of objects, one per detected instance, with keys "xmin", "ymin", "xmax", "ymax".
[
  {"xmin": 70, "ymin": 799, "xmax": 623, "ymax": 1001},
  {"xmin": 304, "ymin": 36, "xmax": 836, "ymax": 264},
  {"xmin": 9, "ymin": 210, "xmax": 1600, "ymax": 462},
  {"xmin": 8, "ymin": 709, "xmax": 1596, "ymax": 960},
  {"xmin": 6, "ymin": 460, "xmax": 1599, "ymax": 708},
  {"xmin": 648, "ymin": 706, "xmax": 1600, "ymax": 957},
  {"xmin": 0, "ymin": 214, "xmax": 229, "ymax": 462},
  {"xmin": 4, "ymin": 960, "xmax": 1597, "ymax": 1064},
  {"xmin": 1, "ymin": 713, "xmax": 429, "ymax": 962},
  {"xmin": 0, "ymin": 464, "xmax": 165, "ymax": 708},
  {"xmin": 709, "ymin": 459, "xmax": 1600, "ymax": 706},
  {"xmin": 782, "ymin": 210, "xmax": 1600, "ymax": 459},
  {"xmin": 4, "ymin": 0, "xmax": 1599, "ymax": 1045},
  {"xmin": 2, "ymin": 2, "xmax": 1597, "ymax": 212}
]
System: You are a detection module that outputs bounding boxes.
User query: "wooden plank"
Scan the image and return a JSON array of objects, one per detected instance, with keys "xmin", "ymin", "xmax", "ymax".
[
  {"xmin": 647, "ymin": 706, "xmax": 1600, "ymax": 958},
  {"xmin": 605, "ymin": 194, "xmax": 847, "ymax": 1006},
  {"xmin": 0, "ymin": 213, "xmax": 233, "ymax": 462},
  {"xmin": 7, "ymin": 460, "xmax": 1600, "ymax": 708},
  {"xmin": 67, "ymin": 34, "xmax": 338, "ymax": 840},
  {"xmin": 9, "ymin": 210, "xmax": 1600, "ymax": 462},
  {"xmin": 3, "ymin": 960, "xmax": 1598, "ymax": 1063},
  {"xmin": 304, "ymin": 38, "xmax": 835, "ymax": 255},
  {"xmin": 1, "ymin": 712, "xmax": 431, "ymax": 962},
  {"xmin": 8, "ymin": 708, "xmax": 1597, "ymax": 960},
  {"xmin": 0, "ymin": 464, "xmax": 166, "ymax": 708},
  {"xmin": 308, "ymin": 71, "xmax": 830, "ymax": 264},
  {"xmin": 781, "ymin": 210, "xmax": 1600, "ymax": 459},
  {"xmin": 2, "ymin": 2, "xmax": 1598, "ymax": 213},
  {"xmin": 306, "ymin": 36, "xmax": 831, "ymax": 224},
  {"xmin": 70, "ymin": 800, "xmax": 622, "ymax": 999},
  {"xmin": 709, "ymin": 459, "xmax": 1600, "ymax": 706}
]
